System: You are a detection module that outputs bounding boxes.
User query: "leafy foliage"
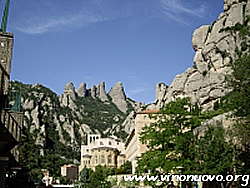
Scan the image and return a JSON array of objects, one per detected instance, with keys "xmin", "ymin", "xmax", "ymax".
[
  {"xmin": 225, "ymin": 55, "xmax": 250, "ymax": 119},
  {"xmin": 220, "ymin": 12, "xmax": 250, "ymax": 175},
  {"xmin": 77, "ymin": 162, "xmax": 132, "ymax": 187},
  {"xmin": 115, "ymin": 161, "xmax": 132, "ymax": 174},
  {"xmin": 137, "ymin": 98, "xmax": 217, "ymax": 175},
  {"xmin": 136, "ymin": 98, "xmax": 241, "ymax": 187},
  {"xmin": 194, "ymin": 126, "xmax": 235, "ymax": 175},
  {"xmin": 223, "ymin": 54, "xmax": 250, "ymax": 176},
  {"xmin": 83, "ymin": 165, "xmax": 114, "ymax": 188}
]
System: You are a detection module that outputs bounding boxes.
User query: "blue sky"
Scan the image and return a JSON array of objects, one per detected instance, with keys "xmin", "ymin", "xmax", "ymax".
[{"xmin": 3, "ymin": 0, "xmax": 224, "ymax": 104}]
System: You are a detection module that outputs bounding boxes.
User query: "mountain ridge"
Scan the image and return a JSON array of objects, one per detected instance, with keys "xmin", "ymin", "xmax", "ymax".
[{"xmin": 9, "ymin": 80, "xmax": 144, "ymax": 167}]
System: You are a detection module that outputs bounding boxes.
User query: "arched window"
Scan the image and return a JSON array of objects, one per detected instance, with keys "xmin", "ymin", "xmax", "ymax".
[
  {"xmin": 101, "ymin": 155, "xmax": 105, "ymax": 164},
  {"xmin": 94, "ymin": 155, "xmax": 98, "ymax": 164},
  {"xmin": 108, "ymin": 155, "xmax": 112, "ymax": 164},
  {"xmin": 100, "ymin": 141, "xmax": 104, "ymax": 145},
  {"xmin": 109, "ymin": 141, "xmax": 112, "ymax": 145}
]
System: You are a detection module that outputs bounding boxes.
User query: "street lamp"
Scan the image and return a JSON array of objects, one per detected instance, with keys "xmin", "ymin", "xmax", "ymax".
[
  {"xmin": 176, "ymin": 166, "xmax": 184, "ymax": 188},
  {"xmin": 101, "ymin": 181, "xmax": 106, "ymax": 188}
]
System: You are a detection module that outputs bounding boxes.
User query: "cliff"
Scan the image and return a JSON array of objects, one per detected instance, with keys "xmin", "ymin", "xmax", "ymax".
[{"xmin": 152, "ymin": 0, "xmax": 249, "ymax": 111}]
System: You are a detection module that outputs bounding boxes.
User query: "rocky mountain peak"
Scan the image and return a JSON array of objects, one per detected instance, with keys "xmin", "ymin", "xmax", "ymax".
[
  {"xmin": 96, "ymin": 81, "xmax": 109, "ymax": 102},
  {"xmin": 153, "ymin": 0, "xmax": 249, "ymax": 111},
  {"xmin": 224, "ymin": 0, "xmax": 242, "ymax": 11},
  {"xmin": 155, "ymin": 83, "xmax": 168, "ymax": 107},
  {"xmin": 91, "ymin": 85, "xmax": 97, "ymax": 98},
  {"xmin": 64, "ymin": 82, "xmax": 76, "ymax": 95},
  {"xmin": 61, "ymin": 82, "xmax": 77, "ymax": 108},
  {"xmin": 76, "ymin": 82, "xmax": 87, "ymax": 97},
  {"xmin": 108, "ymin": 82, "xmax": 127, "ymax": 113},
  {"xmin": 61, "ymin": 81, "xmax": 130, "ymax": 113}
]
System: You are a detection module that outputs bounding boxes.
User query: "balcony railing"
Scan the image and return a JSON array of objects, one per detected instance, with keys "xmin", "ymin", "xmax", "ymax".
[{"xmin": 1, "ymin": 109, "xmax": 23, "ymax": 143}]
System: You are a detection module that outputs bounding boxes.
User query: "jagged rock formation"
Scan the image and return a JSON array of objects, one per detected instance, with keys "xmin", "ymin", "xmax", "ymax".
[
  {"xmin": 76, "ymin": 82, "xmax": 87, "ymax": 97},
  {"xmin": 123, "ymin": 110, "xmax": 136, "ymax": 134},
  {"xmin": 64, "ymin": 82, "xmax": 76, "ymax": 98},
  {"xmin": 154, "ymin": 0, "xmax": 249, "ymax": 111},
  {"xmin": 91, "ymin": 85, "xmax": 96, "ymax": 98},
  {"xmin": 21, "ymin": 80, "xmax": 138, "ymax": 139},
  {"xmin": 96, "ymin": 81, "xmax": 109, "ymax": 102},
  {"xmin": 155, "ymin": 83, "xmax": 168, "ymax": 105},
  {"xmin": 60, "ymin": 82, "xmax": 78, "ymax": 109},
  {"xmin": 108, "ymin": 82, "xmax": 128, "ymax": 113},
  {"xmin": 87, "ymin": 81, "xmax": 109, "ymax": 101},
  {"xmin": 61, "ymin": 81, "xmax": 131, "ymax": 113}
]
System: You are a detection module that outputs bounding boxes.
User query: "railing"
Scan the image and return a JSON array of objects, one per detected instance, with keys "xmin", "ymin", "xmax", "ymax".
[{"xmin": 1, "ymin": 109, "xmax": 23, "ymax": 142}]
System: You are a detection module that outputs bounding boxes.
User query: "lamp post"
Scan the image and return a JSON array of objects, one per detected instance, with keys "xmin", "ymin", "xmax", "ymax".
[
  {"xmin": 101, "ymin": 181, "xmax": 106, "ymax": 188},
  {"xmin": 176, "ymin": 166, "xmax": 184, "ymax": 188}
]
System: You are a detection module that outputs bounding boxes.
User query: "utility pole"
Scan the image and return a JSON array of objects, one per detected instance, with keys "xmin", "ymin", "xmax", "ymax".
[{"xmin": 1, "ymin": 0, "xmax": 10, "ymax": 32}]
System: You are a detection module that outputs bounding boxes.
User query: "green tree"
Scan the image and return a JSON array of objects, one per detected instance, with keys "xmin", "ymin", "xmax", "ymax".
[
  {"xmin": 225, "ymin": 55, "xmax": 250, "ymax": 141},
  {"xmin": 136, "ymin": 98, "xmax": 236, "ymax": 187},
  {"xmin": 223, "ymin": 54, "xmax": 250, "ymax": 176},
  {"xmin": 194, "ymin": 126, "xmax": 235, "ymax": 188},
  {"xmin": 87, "ymin": 165, "xmax": 113, "ymax": 188},
  {"xmin": 19, "ymin": 126, "xmax": 43, "ymax": 183},
  {"xmin": 216, "ymin": 13, "xmax": 250, "ymax": 180},
  {"xmin": 137, "ymin": 98, "xmax": 215, "ymax": 181},
  {"xmin": 225, "ymin": 55, "xmax": 250, "ymax": 117},
  {"xmin": 115, "ymin": 161, "xmax": 132, "ymax": 174}
]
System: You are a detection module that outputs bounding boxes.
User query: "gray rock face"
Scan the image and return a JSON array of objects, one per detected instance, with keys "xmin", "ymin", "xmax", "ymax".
[
  {"xmin": 76, "ymin": 82, "xmax": 87, "ymax": 97},
  {"xmin": 60, "ymin": 82, "xmax": 78, "ymax": 109},
  {"xmin": 64, "ymin": 82, "xmax": 76, "ymax": 100},
  {"xmin": 108, "ymin": 82, "xmax": 127, "ymax": 113},
  {"xmin": 91, "ymin": 85, "xmax": 97, "ymax": 98},
  {"xmin": 224, "ymin": 0, "xmax": 240, "ymax": 11},
  {"xmin": 123, "ymin": 111, "xmax": 136, "ymax": 134},
  {"xmin": 76, "ymin": 81, "xmax": 108, "ymax": 101},
  {"xmin": 154, "ymin": 0, "xmax": 249, "ymax": 111},
  {"xmin": 96, "ymin": 81, "xmax": 108, "ymax": 102},
  {"xmin": 192, "ymin": 25, "xmax": 210, "ymax": 51},
  {"xmin": 155, "ymin": 83, "xmax": 168, "ymax": 108}
]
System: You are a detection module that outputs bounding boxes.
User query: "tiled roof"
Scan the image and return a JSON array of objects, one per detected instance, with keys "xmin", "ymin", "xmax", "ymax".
[{"xmin": 137, "ymin": 109, "xmax": 160, "ymax": 114}]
